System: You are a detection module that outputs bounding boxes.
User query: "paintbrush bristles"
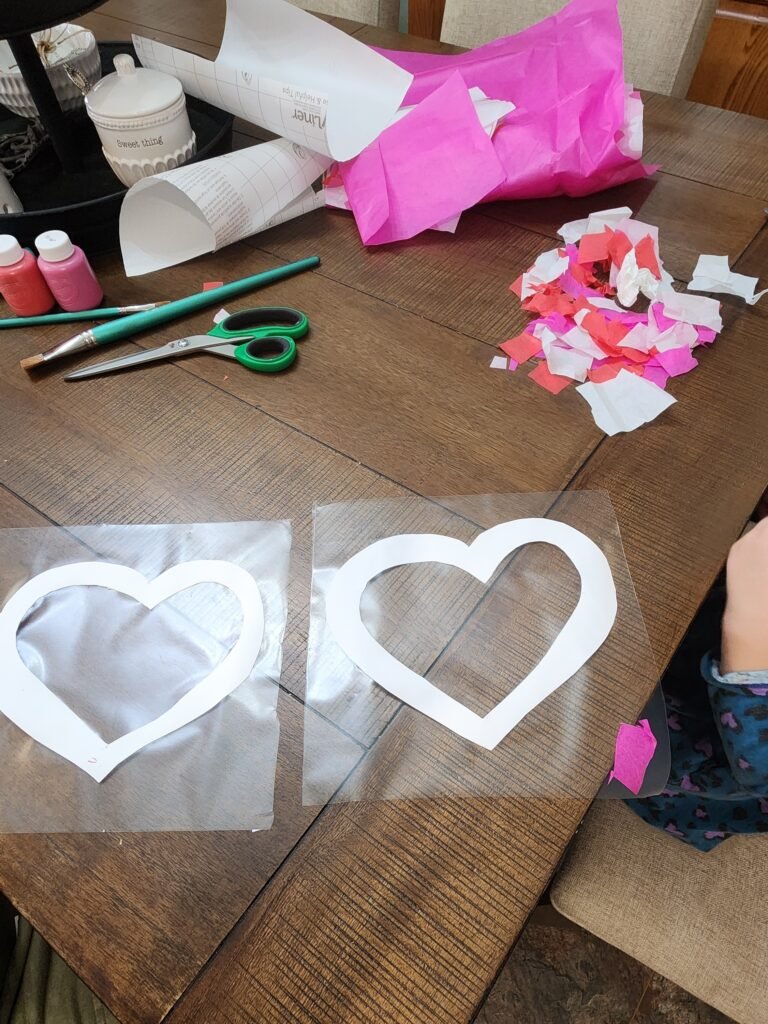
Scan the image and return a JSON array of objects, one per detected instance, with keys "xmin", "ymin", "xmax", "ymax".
[{"xmin": 20, "ymin": 354, "xmax": 44, "ymax": 370}]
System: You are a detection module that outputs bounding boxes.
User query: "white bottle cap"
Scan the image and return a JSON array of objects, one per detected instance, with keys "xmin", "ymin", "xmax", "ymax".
[
  {"xmin": 0, "ymin": 234, "xmax": 23, "ymax": 267},
  {"xmin": 35, "ymin": 230, "xmax": 75, "ymax": 263}
]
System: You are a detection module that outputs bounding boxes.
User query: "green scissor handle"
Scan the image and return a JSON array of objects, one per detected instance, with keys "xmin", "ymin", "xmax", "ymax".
[
  {"xmin": 233, "ymin": 335, "xmax": 297, "ymax": 372},
  {"xmin": 208, "ymin": 306, "xmax": 309, "ymax": 374},
  {"xmin": 207, "ymin": 306, "xmax": 309, "ymax": 342}
]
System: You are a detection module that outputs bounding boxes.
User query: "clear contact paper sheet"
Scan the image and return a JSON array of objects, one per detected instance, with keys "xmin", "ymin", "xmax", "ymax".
[
  {"xmin": 303, "ymin": 491, "xmax": 658, "ymax": 804},
  {"xmin": 0, "ymin": 521, "xmax": 290, "ymax": 832}
]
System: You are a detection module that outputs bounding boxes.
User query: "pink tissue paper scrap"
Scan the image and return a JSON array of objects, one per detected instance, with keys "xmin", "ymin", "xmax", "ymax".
[
  {"xmin": 608, "ymin": 718, "xmax": 657, "ymax": 794},
  {"xmin": 338, "ymin": 72, "xmax": 506, "ymax": 245},
  {"xmin": 335, "ymin": 0, "xmax": 654, "ymax": 245}
]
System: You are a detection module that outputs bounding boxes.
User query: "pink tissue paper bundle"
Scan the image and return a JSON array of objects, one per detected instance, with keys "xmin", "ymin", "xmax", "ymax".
[{"xmin": 332, "ymin": 0, "xmax": 654, "ymax": 245}]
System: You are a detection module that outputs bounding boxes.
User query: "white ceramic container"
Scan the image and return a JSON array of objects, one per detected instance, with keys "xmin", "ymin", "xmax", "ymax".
[{"xmin": 85, "ymin": 53, "xmax": 196, "ymax": 187}]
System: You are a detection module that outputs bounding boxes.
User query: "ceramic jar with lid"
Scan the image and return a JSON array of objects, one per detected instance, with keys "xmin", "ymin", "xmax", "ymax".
[{"xmin": 85, "ymin": 53, "xmax": 196, "ymax": 187}]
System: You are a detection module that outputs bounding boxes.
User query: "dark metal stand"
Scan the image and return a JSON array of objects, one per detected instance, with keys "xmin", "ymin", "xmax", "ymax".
[{"xmin": 7, "ymin": 32, "xmax": 81, "ymax": 172}]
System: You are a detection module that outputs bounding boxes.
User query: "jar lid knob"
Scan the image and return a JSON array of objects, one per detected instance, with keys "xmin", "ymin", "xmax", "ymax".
[{"xmin": 113, "ymin": 54, "xmax": 136, "ymax": 76}]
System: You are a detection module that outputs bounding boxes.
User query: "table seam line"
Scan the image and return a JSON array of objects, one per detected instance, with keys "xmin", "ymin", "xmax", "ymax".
[{"xmin": 0, "ymin": 481, "xmax": 60, "ymax": 528}]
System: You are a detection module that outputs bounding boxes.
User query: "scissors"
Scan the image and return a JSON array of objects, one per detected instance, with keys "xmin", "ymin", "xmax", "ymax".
[{"xmin": 64, "ymin": 307, "xmax": 309, "ymax": 380}]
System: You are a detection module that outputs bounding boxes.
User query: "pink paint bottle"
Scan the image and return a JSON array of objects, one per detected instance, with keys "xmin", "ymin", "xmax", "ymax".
[
  {"xmin": 35, "ymin": 230, "xmax": 103, "ymax": 312},
  {"xmin": 0, "ymin": 234, "xmax": 55, "ymax": 316}
]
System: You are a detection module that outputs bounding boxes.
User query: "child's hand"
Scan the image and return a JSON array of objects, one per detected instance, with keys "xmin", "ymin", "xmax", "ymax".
[{"xmin": 721, "ymin": 518, "xmax": 768, "ymax": 673}]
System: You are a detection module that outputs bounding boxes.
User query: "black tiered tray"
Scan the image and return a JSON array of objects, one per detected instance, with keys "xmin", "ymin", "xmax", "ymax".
[
  {"xmin": 0, "ymin": 0, "xmax": 106, "ymax": 38},
  {"xmin": 0, "ymin": 41, "xmax": 232, "ymax": 252}
]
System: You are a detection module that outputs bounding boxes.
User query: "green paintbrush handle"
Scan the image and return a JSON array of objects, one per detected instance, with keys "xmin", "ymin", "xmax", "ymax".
[{"xmin": 90, "ymin": 257, "xmax": 320, "ymax": 347}]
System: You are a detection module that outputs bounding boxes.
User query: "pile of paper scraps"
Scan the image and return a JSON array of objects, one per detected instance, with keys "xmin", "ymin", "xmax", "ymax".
[{"xmin": 490, "ymin": 206, "xmax": 767, "ymax": 435}]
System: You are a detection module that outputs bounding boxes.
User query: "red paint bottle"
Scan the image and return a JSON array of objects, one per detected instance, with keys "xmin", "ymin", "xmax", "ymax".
[{"xmin": 0, "ymin": 235, "xmax": 55, "ymax": 316}]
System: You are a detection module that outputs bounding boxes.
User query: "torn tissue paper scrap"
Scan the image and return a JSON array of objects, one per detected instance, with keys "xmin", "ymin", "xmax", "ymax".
[
  {"xmin": 324, "ymin": 87, "xmax": 514, "ymax": 236},
  {"xmin": 335, "ymin": 72, "xmax": 507, "ymax": 245},
  {"xmin": 609, "ymin": 718, "xmax": 657, "ymax": 794},
  {"xmin": 657, "ymin": 285, "xmax": 723, "ymax": 332},
  {"xmin": 576, "ymin": 370, "xmax": 677, "ymax": 435},
  {"xmin": 133, "ymin": 0, "xmax": 412, "ymax": 161},
  {"xmin": 687, "ymin": 254, "xmax": 768, "ymax": 306}
]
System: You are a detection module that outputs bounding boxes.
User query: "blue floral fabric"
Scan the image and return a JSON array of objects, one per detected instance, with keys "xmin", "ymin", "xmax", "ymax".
[{"xmin": 628, "ymin": 586, "xmax": 768, "ymax": 850}]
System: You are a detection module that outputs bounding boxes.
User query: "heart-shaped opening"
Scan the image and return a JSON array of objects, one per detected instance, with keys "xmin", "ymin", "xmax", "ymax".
[
  {"xmin": 362, "ymin": 543, "xmax": 581, "ymax": 718},
  {"xmin": 17, "ymin": 583, "xmax": 242, "ymax": 743}
]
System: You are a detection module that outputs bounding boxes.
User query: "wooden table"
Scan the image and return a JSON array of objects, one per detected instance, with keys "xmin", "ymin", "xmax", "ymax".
[{"xmin": 1, "ymin": 5, "xmax": 767, "ymax": 1022}]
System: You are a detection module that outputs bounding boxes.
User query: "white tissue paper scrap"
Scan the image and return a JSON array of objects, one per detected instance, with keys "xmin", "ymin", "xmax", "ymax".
[
  {"xmin": 576, "ymin": 369, "xmax": 677, "ymax": 436},
  {"xmin": 133, "ymin": 0, "xmax": 412, "ymax": 162},
  {"xmin": 557, "ymin": 206, "xmax": 633, "ymax": 245},
  {"xmin": 657, "ymin": 285, "xmax": 723, "ymax": 332},
  {"xmin": 545, "ymin": 343, "xmax": 593, "ymax": 382},
  {"xmin": 521, "ymin": 247, "xmax": 570, "ymax": 299},
  {"xmin": 616, "ymin": 248, "xmax": 659, "ymax": 307},
  {"xmin": 617, "ymin": 85, "xmax": 644, "ymax": 159},
  {"xmin": 120, "ymin": 139, "xmax": 329, "ymax": 276},
  {"xmin": 687, "ymin": 254, "xmax": 767, "ymax": 306}
]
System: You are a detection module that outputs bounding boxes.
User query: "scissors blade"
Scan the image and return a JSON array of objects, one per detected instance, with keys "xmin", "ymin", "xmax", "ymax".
[
  {"xmin": 205, "ymin": 344, "xmax": 239, "ymax": 360},
  {"xmin": 64, "ymin": 336, "xmax": 218, "ymax": 380}
]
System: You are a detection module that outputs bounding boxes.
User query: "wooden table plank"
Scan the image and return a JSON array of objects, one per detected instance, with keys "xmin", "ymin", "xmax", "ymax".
[
  {"xmin": 734, "ymin": 221, "xmax": 768, "ymax": 310},
  {"xmin": 642, "ymin": 93, "xmax": 768, "ymax": 200},
  {"xmin": 356, "ymin": 22, "xmax": 461, "ymax": 52},
  {"xmin": 0, "ymin": 485, "xmax": 52, "ymax": 528},
  {"xmin": 168, "ymin": 797, "xmax": 589, "ymax": 1024},
  {"xmin": 68, "ymin": 245, "xmax": 602, "ymax": 499},
  {"xmin": 254, "ymin": 209, "xmax": 552, "ymax": 345},
  {"xmin": 80, "ymin": 11, "xmax": 221, "ymax": 55},
  {"xmin": 97, "ymin": 0, "xmax": 227, "ymax": 45}
]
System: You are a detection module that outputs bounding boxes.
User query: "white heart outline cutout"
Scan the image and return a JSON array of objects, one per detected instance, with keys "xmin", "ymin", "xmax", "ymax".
[
  {"xmin": 0, "ymin": 560, "xmax": 264, "ymax": 782},
  {"xmin": 326, "ymin": 518, "xmax": 617, "ymax": 749}
]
